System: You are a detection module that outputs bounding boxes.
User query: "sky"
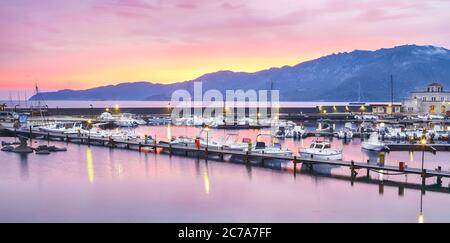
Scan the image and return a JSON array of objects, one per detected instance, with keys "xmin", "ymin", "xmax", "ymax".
[{"xmin": 0, "ymin": 0, "xmax": 449, "ymax": 99}]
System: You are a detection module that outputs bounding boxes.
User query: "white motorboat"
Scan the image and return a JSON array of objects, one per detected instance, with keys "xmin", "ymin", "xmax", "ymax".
[
  {"xmin": 221, "ymin": 134, "xmax": 251, "ymax": 151},
  {"xmin": 229, "ymin": 134, "xmax": 292, "ymax": 169},
  {"xmin": 98, "ymin": 112, "xmax": 115, "ymax": 122},
  {"xmin": 114, "ymin": 114, "xmax": 138, "ymax": 127},
  {"xmin": 299, "ymin": 140, "xmax": 343, "ymax": 160},
  {"xmin": 337, "ymin": 129, "xmax": 354, "ymax": 139},
  {"xmin": 316, "ymin": 123, "xmax": 331, "ymax": 133},
  {"xmin": 362, "ymin": 133, "xmax": 386, "ymax": 151},
  {"xmin": 39, "ymin": 122, "xmax": 82, "ymax": 134}
]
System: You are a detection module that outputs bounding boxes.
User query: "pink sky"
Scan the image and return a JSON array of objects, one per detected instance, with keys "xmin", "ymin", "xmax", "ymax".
[{"xmin": 0, "ymin": 0, "xmax": 449, "ymax": 98}]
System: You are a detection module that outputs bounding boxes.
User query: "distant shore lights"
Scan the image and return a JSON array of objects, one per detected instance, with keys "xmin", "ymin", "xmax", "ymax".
[{"xmin": 169, "ymin": 82, "xmax": 280, "ymax": 126}]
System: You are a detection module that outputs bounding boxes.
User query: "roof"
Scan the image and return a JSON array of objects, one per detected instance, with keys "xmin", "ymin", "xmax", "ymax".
[{"xmin": 428, "ymin": 82, "xmax": 443, "ymax": 87}]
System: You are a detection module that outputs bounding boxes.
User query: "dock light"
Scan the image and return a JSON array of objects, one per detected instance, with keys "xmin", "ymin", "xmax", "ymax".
[
  {"xmin": 114, "ymin": 104, "xmax": 120, "ymax": 111},
  {"xmin": 257, "ymin": 112, "xmax": 261, "ymax": 118},
  {"xmin": 420, "ymin": 137, "xmax": 427, "ymax": 145},
  {"xmin": 345, "ymin": 106, "xmax": 349, "ymax": 111},
  {"xmin": 420, "ymin": 136, "xmax": 427, "ymax": 172},
  {"xmin": 105, "ymin": 107, "xmax": 109, "ymax": 112},
  {"xmin": 360, "ymin": 105, "xmax": 366, "ymax": 111},
  {"xmin": 204, "ymin": 126, "xmax": 210, "ymax": 150},
  {"xmin": 380, "ymin": 122, "xmax": 385, "ymax": 127},
  {"xmin": 87, "ymin": 119, "xmax": 92, "ymax": 124},
  {"xmin": 333, "ymin": 106, "xmax": 337, "ymax": 112},
  {"xmin": 322, "ymin": 110, "xmax": 327, "ymax": 114}
]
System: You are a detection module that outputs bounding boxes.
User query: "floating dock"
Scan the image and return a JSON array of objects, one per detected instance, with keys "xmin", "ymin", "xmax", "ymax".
[{"xmin": 2, "ymin": 127, "xmax": 448, "ymax": 188}]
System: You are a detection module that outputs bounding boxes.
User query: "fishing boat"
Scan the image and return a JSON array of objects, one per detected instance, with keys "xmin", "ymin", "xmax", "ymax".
[
  {"xmin": 299, "ymin": 140, "xmax": 343, "ymax": 160},
  {"xmin": 362, "ymin": 133, "xmax": 386, "ymax": 151}
]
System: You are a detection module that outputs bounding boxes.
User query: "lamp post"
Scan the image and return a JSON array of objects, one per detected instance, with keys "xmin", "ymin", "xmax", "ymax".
[
  {"xmin": 204, "ymin": 126, "xmax": 210, "ymax": 151},
  {"xmin": 90, "ymin": 104, "xmax": 93, "ymax": 118},
  {"xmin": 87, "ymin": 119, "xmax": 93, "ymax": 137},
  {"xmin": 420, "ymin": 136, "xmax": 427, "ymax": 171}
]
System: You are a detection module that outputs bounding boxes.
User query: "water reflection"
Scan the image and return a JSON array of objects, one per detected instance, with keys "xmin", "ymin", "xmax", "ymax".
[
  {"xmin": 246, "ymin": 164, "xmax": 252, "ymax": 180},
  {"xmin": 86, "ymin": 147, "xmax": 95, "ymax": 184},
  {"xmin": 167, "ymin": 124, "xmax": 172, "ymax": 141},
  {"xmin": 418, "ymin": 192, "xmax": 425, "ymax": 223},
  {"xmin": 19, "ymin": 153, "xmax": 29, "ymax": 180},
  {"xmin": 203, "ymin": 162, "xmax": 210, "ymax": 195}
]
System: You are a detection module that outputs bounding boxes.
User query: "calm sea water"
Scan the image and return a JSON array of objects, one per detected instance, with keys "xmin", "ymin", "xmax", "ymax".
[{"xmin": 0, "ymin": 124, "xmax": 449, "ymax": 222}]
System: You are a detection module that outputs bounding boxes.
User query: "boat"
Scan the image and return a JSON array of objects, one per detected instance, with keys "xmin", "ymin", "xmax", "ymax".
[
  {"xmin": 316, "ymin": 123, "xmax": 331, "ymax": 133},
  {"xmin": 299, "ymin": 140, "xmax": 343, "ymax": 160},
  {"xmin": 362, "ymin": 133, "xmax": 386, "ymax": 151},
  {"xmin": 337, "ymin": 129, "xmax": 353, "ymax": 139},
  {"xmin": 38, "ymin": 122, "xmax": 82, "ymax": 134},
  {"xmin": 230, "ymin": 134, "xmax": 292, "ymax": 168},
  {"xmin": 273, "ymin": 121, "xmax": 305, "ymax": 139}
]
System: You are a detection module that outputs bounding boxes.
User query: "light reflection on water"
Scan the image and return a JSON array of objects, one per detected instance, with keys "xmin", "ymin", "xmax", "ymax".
[
  {"xmin": 86, "ymin": 147, "xmax": 94, "ymax": 184},
  {"xmin": 0, "ymin": 124, "xmax": 449, "ymax": 222}
]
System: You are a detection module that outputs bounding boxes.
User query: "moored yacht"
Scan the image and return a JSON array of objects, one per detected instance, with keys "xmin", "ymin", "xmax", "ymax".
[
  {"xmin": 299, "ymin": 140, "xmax": 343, "ymax": 160},
  {"xmin": 361, "ymin": 133, "xmax": 386, "ymax": 151}
]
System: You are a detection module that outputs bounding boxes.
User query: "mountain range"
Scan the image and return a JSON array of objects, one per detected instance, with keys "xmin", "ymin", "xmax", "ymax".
[{"xmin": 30, "ymin": 44, "xmax": 450, "ymax": 102}]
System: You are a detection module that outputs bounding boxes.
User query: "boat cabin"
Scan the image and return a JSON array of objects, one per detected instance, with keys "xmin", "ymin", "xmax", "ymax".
[{"xmin": 310, "ymin": 141, "xmax": 331, "ymax": 149}]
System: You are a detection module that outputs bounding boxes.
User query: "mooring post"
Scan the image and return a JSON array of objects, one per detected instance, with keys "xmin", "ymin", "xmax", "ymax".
[
  {"xmin": 366, "ymin": 159, "xmax": 370, "ymax": 177},
  {"xmin": 398, "ymin": 185, "xmax": 404, "ymax": 197},
  {"xmin": 350, "ymin": 160, "xmax": 357, "ymax": 176},
  {"xmin": 88, "ymin": 136, "xmax": 91, "ymax": 146},
  {"xmin": 29, "ymin": 126, "xmax": 32, "ymax": 143},
  {"xmin": 169, "ymin": 144, "xmax": 172, "ymax": 155},
  {"xmin": 245, "ymin": 151, "xmax": 249, "ymax": 164},
  {"xmin": 47, "ymin": 132, "xmax": 50, "ymax": 144},
  {"xmin": 138, "ymin": 142, "xmax": 142, "ymax": 152},
  {"xmin": 261, "ymin": 150, "xmax": 265, "ymax": 165},
  {"xmin": 293, "ymin": 156, "xmax": 297, "ymax": 177},
  {"xmin": 436, "ymin": 166, "xmax": 442, "ymax": 185}
]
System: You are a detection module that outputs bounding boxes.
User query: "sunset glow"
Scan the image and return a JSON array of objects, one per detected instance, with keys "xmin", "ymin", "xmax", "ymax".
[{"xmin": 0, "ymin": 0, "xmax": 449, "ymax": 97}]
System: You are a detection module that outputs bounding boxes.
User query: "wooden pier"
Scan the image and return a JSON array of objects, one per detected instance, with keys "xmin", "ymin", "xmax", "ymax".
[{"xmin": 3, "ymin": 128, "xmax": 450, "ymax": 188}]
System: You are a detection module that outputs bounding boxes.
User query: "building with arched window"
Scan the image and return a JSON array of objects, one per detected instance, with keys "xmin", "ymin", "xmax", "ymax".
[{"xmin": 402, "ymin": 83, "xmax": 450, "ymax": 114}]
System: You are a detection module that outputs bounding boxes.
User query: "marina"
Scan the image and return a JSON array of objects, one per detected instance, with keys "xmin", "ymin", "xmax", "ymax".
[
  {"xmin": 1, "ymin": 121, "xmax": 449, "ymax": 223},
  {"xmin": 2, "ymin": 0, "xmax": 450, "ymax": 225}
]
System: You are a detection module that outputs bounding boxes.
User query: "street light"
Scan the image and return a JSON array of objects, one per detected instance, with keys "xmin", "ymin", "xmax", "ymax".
[
  {"xmin": 204, "ymin": 126, "xmax": 210, "ymax": 151},
  {"xmin": 87, "ymin": 119, "xmax": 93, "ymax": 137},
  {"xmin": 420, "ymin": 136, "xmax": 427, "ymax": 171}
]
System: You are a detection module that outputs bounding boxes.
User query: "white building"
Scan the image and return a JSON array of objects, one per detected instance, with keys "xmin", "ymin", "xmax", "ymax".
[{"xmin": 402, "ymin": 83, "xmax": 450, "ymax": 114}]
